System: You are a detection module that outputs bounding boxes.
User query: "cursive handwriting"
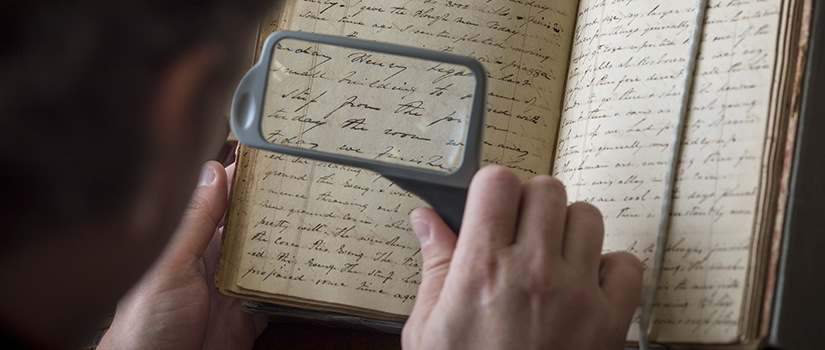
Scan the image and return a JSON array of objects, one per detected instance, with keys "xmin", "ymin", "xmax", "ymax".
[{"xmin": 553, "ymin": 0, "xmax": 784, "ymax": 343}]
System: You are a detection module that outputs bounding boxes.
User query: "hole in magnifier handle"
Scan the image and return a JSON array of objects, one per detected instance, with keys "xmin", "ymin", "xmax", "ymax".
[{"xmin": 233, "ymin": 92, "xmax": 256, "ymax": 130}]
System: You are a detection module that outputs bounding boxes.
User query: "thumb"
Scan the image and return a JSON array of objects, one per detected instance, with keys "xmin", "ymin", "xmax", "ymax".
[
  {"xmin": 599, "ymin": 252, "xmax": 644, "ymax": 324},
  {"xmin": 165, "ymin": 161, "xmax": 228, "ymax": 265},
  {"xmin": 407, "ymin": 207, "xmax": 457, "ymax": 321}
]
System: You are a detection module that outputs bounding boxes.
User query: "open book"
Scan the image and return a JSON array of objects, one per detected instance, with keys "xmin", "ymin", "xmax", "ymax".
[{"xmin": 216, "ymin": 0, "xmax": 811, "ymax": 347}]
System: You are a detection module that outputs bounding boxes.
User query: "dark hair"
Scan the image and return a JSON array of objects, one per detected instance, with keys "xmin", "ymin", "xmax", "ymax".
[{"xmin": 0, "ymin": 3, "xmax": 265, "ymax": 246}]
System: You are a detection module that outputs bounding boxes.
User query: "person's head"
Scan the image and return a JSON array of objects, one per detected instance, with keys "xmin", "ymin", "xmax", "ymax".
[{"xmin": 0, "ymin": 3, "xmax": 266, "ymax": 346}]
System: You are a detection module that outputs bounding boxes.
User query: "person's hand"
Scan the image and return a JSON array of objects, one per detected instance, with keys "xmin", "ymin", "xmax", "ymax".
[
  {"xmin": 402, "ymin": 165, "xmax": 643, "ymax": 349},
  {"xmin": 98, "ymin": 161, "xmax": 267, "ymax": 350}
]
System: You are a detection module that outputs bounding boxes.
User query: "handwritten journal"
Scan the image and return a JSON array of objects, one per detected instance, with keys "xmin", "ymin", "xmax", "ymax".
[{"xmin": 215, "ymin": 0, "xmax": 810, "ymax": 347}]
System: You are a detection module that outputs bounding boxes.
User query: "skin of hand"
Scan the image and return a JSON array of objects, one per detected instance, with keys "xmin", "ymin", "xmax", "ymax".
[
  {"xmin": 402, "ymin": 165, "xmax": 643, "ymax": 349},
  {"xmin": 98, "ymin": 161, "xmax": 268, "ymax": 350}
]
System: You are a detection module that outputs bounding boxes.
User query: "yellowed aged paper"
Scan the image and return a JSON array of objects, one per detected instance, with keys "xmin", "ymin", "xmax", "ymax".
[
  {"xmin": 554, "ymin": 0, "xmax": 789, "ymax": 344},
  {"xmin": 221, "ymin": 0, "xmax": 580, "ymax": 318},
  {"xmin": 259, "ymin": 38, "xmax": 477, "ymax": 172}
]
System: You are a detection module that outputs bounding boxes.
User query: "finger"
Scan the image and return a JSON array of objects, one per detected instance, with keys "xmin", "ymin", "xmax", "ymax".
[
  {"xmin": 165, "ymin": 161, "xmax": 228, "ymax": 265},
  {"xmin": 218, "ymin": 162, "xmax": 236, "ymax": 229},
  {"xmin": 408, "ymin": 207, "xmax": 457, "ymax": 322},
  {"xmin": 225, "ymin": 161, "xmax": 236, "ymax": 192},
  {"xmin": 599, "ymin": 252, "xmax": 644, "ymax": 319},
  {"xmin": 217, "ymin": 139, "xmax": 237, "ymax": 167},
  {"xmin": 457, "ymin": 165, "xmax": 522, "ymax": 254},
  {"xmin": 514, "ymin": 175, "xmax": 567, "ymax": 259},
  {"xmin": 202, "ymin": 226, "xmax": 224, "ymax": 285},
  {"xmin": 562, "ymin": 202, "xmax": 605, "ymax": 277},
  {"xmin": 222, "ymin": 141, "xmax": 237, "ymax": 194}
]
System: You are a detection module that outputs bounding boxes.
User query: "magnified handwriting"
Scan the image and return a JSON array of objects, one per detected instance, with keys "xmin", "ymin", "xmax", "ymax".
[{"xmin": 262, "ymin": 38, "xmax": 475, "ymax": 172}]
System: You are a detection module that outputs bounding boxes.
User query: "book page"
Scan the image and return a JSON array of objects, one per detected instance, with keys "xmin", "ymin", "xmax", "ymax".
[
  {"xmin": 554, "ymin": 0, "xmax": 787, "ymax": 343},
  {"xmin": 221, "ymin": 0, "xmax": 579, "ymax": 318}
]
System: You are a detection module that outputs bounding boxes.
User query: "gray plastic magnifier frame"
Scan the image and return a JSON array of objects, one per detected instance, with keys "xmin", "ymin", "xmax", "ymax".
[{"xmin": 231, "ymin": 30, "xmax": 487, "ymax": 232}]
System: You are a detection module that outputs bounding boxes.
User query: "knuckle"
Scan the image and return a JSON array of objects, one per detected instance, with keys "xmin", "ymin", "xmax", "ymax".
[
  {"xmin": 521, "ymin": 256, "xmax": 559, "ymax": 295},
  {"xmin": 521, "ymin": 259, "xmax": 593, "ymax": 298},
  {"xmin": 467, "ymin": 254, "xmax": 500, "ymax": 284},
  {"xmin": 568, "ymin": 201, "xmax": 602, "ymax": 219},
  {"xmin": 527, "ymin": 174, "xmax": 565, "ymax": 190},
  {"xmin": 523, "ymin": 272, "xmax": 557, "ymax": 296},
  {"xmin": 617, "ymin": 252, "xmax": 644, "ymax": 276},
  {"xmin": 455, "ymin": 252, "xmax": 504, "ymax": 294},
  {"xmin": 525, "ymin": 175, "xmax": 567, "ymax": 202},
  {"xmin": 186, "ymin": 193, "xmax": 221, "ymax": 225},
  {"xmin": 421, "ymin": 250, "xmax": 451, "ymax": 276},
  {"xmin": 187, "ymin": 194, "xmax": 212, "ymax": 216},
  {"xmin": 606, "ymin": 252, "xmax": 645, "ymax": 287},
  {"xmin": 567, "ymin": 201, "xmax": 604, "ymax": 233},
  {"xmin": 474, "ymin": 165, "xmax": 521, "ymax": 188}
]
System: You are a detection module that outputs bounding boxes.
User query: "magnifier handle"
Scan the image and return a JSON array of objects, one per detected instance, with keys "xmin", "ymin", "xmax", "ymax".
[{"xmin": 385, "ymin": 176, "xmax": 467, "ymax": 234}]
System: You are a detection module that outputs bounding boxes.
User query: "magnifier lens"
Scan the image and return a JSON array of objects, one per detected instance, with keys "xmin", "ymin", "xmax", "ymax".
[{"xmin": 261, "ymin": 38, "xmax": 476, "ymax": 174}]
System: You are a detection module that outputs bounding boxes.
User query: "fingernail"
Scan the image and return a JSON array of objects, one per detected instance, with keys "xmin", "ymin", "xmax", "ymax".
[
  {"xmin": 411, "ymin": 219, "xmax": 432, "ymax": 246},
  {"xmin": 198, "ymin": 163, "xmax": 217, "ymax": 187}
]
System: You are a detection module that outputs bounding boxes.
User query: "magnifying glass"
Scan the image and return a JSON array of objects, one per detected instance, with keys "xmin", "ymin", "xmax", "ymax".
[{"xmin": 231, "ymin": 30, "xmax": 486, "ymax": 233}]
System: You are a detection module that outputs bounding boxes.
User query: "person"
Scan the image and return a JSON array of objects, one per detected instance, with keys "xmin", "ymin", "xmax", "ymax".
[{"xmin": 0, "ymin": 3, "xmax": 643, "ymax": 349}]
